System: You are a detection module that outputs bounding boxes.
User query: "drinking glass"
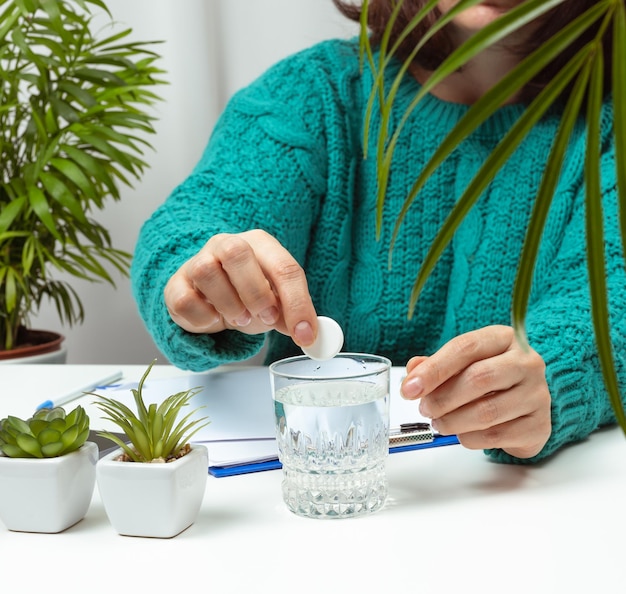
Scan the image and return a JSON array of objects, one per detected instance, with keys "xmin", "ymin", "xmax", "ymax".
[{"xmin": 269, "ymin": 353, "xmax": 391, "ymax": 519}]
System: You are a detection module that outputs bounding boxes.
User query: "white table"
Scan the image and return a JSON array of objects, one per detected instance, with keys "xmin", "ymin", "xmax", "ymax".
[{"xmin": 1, "ymin": 364, "xmax": 624, "ymax": 593}]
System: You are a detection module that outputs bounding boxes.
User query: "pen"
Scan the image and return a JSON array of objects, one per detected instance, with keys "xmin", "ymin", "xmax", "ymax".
[
  {"xmin": 35, "ymin": 370, "xmax": 124, "ymax": 411},
  {"xmin": 389, "ymin": 422, "xmax": 434, "ymax": 447}
]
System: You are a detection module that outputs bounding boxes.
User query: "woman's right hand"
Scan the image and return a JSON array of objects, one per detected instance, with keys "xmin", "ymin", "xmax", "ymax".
[{"xmin": 164, "ymin": 229, "xmax": 318, "ymax": 348}]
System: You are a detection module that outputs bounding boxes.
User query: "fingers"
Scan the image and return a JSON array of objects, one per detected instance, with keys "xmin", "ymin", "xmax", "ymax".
[
  {"xmin": 164, "ymin": 230, "xmax": 318, "ymax": 346},
  {"xmin": 417, "ymin": 347, "xmax": 531, "ymax": 419},
  {"xmin": 190, "ymin": 232, "xmax": 279, "ymax": 329},
  {"xmin": 401, "ymin": 326, "xmax": 552, "ymax": 459},
  {"xmin": 402, "ymin": 326, "xmax": 515, "ymax": 400},
  {"xmin": 454, "ymin": 412, "xmax": 552, "ymax": 459},
  {"xmin": 405, "ymin": 355, "xmax": 428, "ymax": 375},
  {"xmin": 165, "ymin": 271, "xmax": 222, "ymax": 333},
  {"xmin": 431, "ymin": 381, "xmax": 551, "ymax": 457},
  {"xmin": 252, "ymin": 232, "xmax": 317, "ymax": 346}
]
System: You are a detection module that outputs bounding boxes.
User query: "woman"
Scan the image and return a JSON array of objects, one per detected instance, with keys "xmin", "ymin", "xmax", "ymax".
[{"xmin": 131, "ymin": 1, "xmax": 625, "ymax": 463}]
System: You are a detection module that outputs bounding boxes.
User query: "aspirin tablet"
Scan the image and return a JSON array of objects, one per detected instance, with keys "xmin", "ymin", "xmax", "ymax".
[{"xmin": 301, "ymin": 316, "xmax": 344, "ymax": 361}]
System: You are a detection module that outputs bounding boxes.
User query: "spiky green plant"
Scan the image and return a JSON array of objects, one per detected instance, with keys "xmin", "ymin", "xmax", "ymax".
[
  {"xmin": 0, "ymin": 0, "xmax": 165, "ymax": 352},
  {"xmin": 360, "ymin": 0, "xmax": 626, "ymax": 432},
  {"xmin": 0, "ymin": 405, "xmax": 89, "ymax": 458},
  {"xmin": 93, "ymin": 361, "xmax": 209, "ymax": 463}
]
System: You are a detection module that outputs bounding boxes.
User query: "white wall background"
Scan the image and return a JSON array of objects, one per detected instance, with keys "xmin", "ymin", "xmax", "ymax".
[{"xmin": 31, "ymin": 0, "xmax": 359, "ymax": 364}]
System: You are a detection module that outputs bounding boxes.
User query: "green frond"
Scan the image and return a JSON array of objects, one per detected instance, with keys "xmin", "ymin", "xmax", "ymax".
[
  {"xmin": 585, "ymin": 44, "xmax": 626, "ymax": 432},
  {"xmin": 614, "ymin": 3, "xmax": 626, "ymax": 255},
  {"xmin": 0, "ymin": 0, "xmax": 165, "ymax": 350},
  {"xmin": 360, "ymin": 0, "xmax": 626, "ymax": 431},
  {"xmin": 372, "ymin": 0, "xmax": 570, "ymax": 236},
  {"xmin": 511, "ymin": 56, "xmax": 593, "ymax": 346},
  {"xmin": 388, "ymin": 2, "xmax": 609, "ymax": 260},
  {"xmin": 408, "ymin": 44, "xmax": 592, "ymax": 317},
  {"xmin": 92, "ymin": 361, "xmax": 210, "ymax": 462}
]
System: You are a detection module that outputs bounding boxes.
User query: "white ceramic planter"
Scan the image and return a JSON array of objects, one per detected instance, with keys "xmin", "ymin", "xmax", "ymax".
[
  {"xmin": 0, "ymin": 441, "xmax": 98, "ymax": 533},
  {"xmin": 97, "ymin": 444, "xmax": 208, "ymax": 538}
]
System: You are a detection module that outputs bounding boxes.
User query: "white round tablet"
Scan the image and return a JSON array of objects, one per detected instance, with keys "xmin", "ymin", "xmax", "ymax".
[{"xmin": 301, "ymin": 316, "xmax": 344, "ymax": 361}]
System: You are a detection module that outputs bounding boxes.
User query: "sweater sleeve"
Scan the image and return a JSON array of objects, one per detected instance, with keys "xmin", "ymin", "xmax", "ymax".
[
  {"xmin": 130, "ymin": 46, "xmax": 337, "ymax": 371},
  {"xmin": 487, "ymin": 108, "xmax": 626, "ymax": 463}
]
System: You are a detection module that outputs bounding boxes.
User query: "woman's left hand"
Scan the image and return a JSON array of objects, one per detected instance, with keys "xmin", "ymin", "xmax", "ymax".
[{"xmin": 400, "ymin": 325, "xmax": 552, "ymax": 459}]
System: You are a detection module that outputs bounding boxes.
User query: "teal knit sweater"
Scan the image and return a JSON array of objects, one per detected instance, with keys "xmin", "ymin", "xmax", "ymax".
[{"xmin": 131, "ymin": 38, "xmax": 626, "ymax": 464}]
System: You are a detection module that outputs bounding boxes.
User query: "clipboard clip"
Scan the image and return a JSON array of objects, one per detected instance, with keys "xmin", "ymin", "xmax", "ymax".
[{"xmin": 389, "ymin": 422, "xmax": 434, "ymax": 447}]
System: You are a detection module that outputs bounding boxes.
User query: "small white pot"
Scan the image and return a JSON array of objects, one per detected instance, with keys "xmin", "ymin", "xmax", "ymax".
[
  {"xmin": 97, "ymin": 444, "xmax": 208, "ymax": 538},
  {"xmin": 0, "ymin": 441, "xmax": 98, "ymax": 533}
]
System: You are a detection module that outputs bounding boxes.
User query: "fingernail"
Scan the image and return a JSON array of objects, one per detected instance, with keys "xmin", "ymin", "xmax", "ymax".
[
  {"xmin": 234, "ymin": 311, "xmax": 252, "ymax": 327},
  {"xmin": 204, "ymin": 314, "xmax": 221, "ymax": 328},
  {"xmin": 294, "ymin": 321, "xmax": 314, "ymax": 346},
  {"xmin": 259, "ymin": 306, "xmax": 279, "ymax": 325},
  {"xmin": 419, "ymin": 398, "xmax": 432, "ymax": 419},
  {"xmin": 401, "ymin": 376, "xmax": 424, "ymax": 400}
]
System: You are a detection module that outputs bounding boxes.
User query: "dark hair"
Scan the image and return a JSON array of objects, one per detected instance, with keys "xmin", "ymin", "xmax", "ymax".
[{"xmin": 332, "ymin": 0, "xmax": 616, "ymax": 102}]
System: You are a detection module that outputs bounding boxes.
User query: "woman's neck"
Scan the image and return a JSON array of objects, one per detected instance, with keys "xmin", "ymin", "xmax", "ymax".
[{"xmin": 410, "ymin": 45, "xmax": 522, "ymax": 105}]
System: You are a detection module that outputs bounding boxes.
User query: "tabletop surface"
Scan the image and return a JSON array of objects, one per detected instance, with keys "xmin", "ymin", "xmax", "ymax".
[{"xmin": 1, "ymin": 364, "xmax": 624, "ymax": 593}]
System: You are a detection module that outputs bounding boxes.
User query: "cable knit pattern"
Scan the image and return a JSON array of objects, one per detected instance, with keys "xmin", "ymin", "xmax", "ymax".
[{"xmin": 131, "ymin": 38, "xmax": 626, "ymax": 464}]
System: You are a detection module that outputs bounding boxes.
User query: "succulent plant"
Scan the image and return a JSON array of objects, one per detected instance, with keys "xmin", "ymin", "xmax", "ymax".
[
  {"xmin": 93, "ymin": 360, "xmax": 209, "ymax": 463},
  {"xmin": 0, "ymin": 406, "xmax": 90, "ymax": 458}
]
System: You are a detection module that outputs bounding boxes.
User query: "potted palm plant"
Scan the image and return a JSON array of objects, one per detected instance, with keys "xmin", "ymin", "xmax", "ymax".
[
  {"xmin": 0, "ymin": 0, "xmax": 164, "ymax": 361},
  {"xmin": 0, "ymin": 405, "xmax": 97, "ymax": 533},
  {"xmin": 356, "ymin": 0, "xmax": 626, "ymax": 432},
  {"xmin": 93, "ymin": 361, "xmax": 210, "ymax": 538}
]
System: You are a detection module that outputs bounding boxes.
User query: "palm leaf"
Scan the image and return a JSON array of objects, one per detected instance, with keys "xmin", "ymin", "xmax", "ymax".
[
  {"xmin": 614, "ymin": 3, "xmax": 626, "ymax": 253},
  {"xmin": 388, "ymin": 2, "xmax": 609, "ymax": 259},
  {"xmin": 361, "ymin": 0, "xmax": 441, "ymax": 158},
  {"xmin": 363, "ymin": 0, "xmax": 626, "ymax": 430},
  {"xmin": 366, "ymin": 0, "xmax": 486, "ymax": 231},
  {"xmin": 511, "ymin": 57, "xmax": 592, "ymax": 343},
  {"xmin": 585, "ymin": 43, "xmax": 626, "ymax": 430},
  {"xmin": 408, "ymin": 45, "xmax": 592, "ymax": 315},
  {"xmin": 0, "ymin": 0, "xmax": 164, "ymax": 351},
  {"xmin": 373, "ymin": 0, "xmax": 571, "ymax": 235}
]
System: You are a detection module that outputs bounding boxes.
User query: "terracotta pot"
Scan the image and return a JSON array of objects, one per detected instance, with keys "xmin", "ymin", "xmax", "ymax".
[{"xmin": 0, "ymin": 328, "xmax": 66, "ymax": 364}]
